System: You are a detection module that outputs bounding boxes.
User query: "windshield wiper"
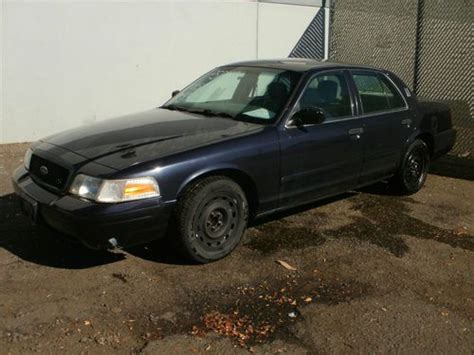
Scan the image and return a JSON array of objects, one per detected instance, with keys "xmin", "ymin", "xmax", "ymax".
[
  {"xmin": 161, "ymin": 104, "xmax": 188, "ymax": 112},
  {"xmin": 161, "ymin": 105, "xmax": 234, "ymax": 119},
  {"xmin": 187, "ymin": 109, "xmax": 234, "ymax": 119}
]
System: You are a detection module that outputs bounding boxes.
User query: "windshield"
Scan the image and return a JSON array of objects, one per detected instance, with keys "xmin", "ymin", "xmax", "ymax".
[{"xmin": 162, "ymin": 66, "xmax": 301, "ymax": 124}]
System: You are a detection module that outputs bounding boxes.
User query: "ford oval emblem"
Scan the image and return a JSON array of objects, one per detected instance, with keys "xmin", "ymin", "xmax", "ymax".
[{"xmin": 39, "ymin": 165, "xmax": 49, "ymax": 176}]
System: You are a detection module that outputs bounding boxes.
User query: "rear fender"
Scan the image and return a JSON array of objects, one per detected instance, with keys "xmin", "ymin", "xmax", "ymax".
[{"xmin": 398, "ymin": 128, "xmax": 433, "ymax": 169}]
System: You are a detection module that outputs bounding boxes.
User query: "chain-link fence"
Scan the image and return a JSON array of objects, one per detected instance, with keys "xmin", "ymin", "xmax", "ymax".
[{"xmin": 329, "ymin": 0, "xmax": 473, "ymax": 158}]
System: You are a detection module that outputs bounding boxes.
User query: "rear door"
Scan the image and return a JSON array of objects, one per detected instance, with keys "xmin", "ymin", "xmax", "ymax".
[
  {"xmin": 278, "ymin": 70, "xmax": 365, "ymax": 207},
  {"xmin": 349, "ymin": 70, "xmax": 413, "ymax": 184}
]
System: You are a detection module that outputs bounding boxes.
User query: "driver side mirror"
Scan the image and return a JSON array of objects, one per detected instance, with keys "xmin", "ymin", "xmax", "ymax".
[
  {"xmin": 171, "ymin": 90, "xmax": 180, "ymax": 98},
  {"xmin": 290, "ymin": 107, "xmax": 325, "ymax": 126}
]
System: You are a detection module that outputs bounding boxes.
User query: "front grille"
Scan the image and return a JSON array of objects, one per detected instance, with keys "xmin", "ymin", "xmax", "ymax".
[{"xmin": 29, "ymin": 155, "xmax": 70, "ymax": 191}]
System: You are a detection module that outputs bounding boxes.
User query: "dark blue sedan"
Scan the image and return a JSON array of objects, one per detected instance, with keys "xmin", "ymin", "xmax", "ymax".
[{"xmin": 12, "ymin": 59, "xmax": 456, "ymax": 262}]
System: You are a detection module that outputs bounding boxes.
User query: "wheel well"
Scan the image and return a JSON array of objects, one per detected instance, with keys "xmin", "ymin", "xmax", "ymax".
[
  {"xmin": 179, "ymin": 169, "xmax": 259, "ymax": 219},
  {"xmin": 417, "ymin": 133, "xmax": 434, "ymax": 157}
]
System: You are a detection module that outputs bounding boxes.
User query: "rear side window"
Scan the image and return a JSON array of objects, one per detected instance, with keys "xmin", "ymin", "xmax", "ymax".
[{"xmin": 352, "ymin": 72, "xmax": 406, "ymax": 114}]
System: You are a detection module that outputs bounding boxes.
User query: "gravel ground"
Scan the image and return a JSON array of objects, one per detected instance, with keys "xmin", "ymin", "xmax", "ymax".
[{"xmin": 0, "ymin": 143, "xmax": 473, "ymax": 354}]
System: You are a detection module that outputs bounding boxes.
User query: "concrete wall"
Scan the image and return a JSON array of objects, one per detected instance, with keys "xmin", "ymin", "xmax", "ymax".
[{"xmin": 1, "ymin": 0, "xmax": 319, "ymax": 143}]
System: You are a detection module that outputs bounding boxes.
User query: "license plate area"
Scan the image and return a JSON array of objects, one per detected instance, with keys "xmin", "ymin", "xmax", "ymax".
[{"xmin": 20, "ymin": 194, "xmax": 38, "ymax": 224}]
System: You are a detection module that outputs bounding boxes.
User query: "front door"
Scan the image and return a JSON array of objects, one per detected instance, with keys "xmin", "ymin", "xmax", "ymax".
[{"xmin": 278, "ymin": 70, "xmax": 365, "ymax": 207}]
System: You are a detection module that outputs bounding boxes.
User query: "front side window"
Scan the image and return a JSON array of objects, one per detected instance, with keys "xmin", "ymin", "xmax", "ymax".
[
  {"xmin": 352, "ymin": 72, "xmax": 406, "ymax": 114},
  {"xmin": 163, "ymin": 66, "xmax": 301, "ymax": 124},
  {"xmin": 297, "ymin": 71, "xmax": 353, "ymax": 121}
]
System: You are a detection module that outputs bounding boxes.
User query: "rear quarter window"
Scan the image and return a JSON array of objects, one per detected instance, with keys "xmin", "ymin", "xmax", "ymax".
[{"xmin": 379, "ymin": 75, "xmax": 406, "ymax": 109}]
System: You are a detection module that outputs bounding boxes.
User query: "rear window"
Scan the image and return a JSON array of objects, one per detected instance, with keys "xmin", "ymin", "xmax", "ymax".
[{"xmin": 352, "ymin": 72, "xmax": 406, "ymax": 114}]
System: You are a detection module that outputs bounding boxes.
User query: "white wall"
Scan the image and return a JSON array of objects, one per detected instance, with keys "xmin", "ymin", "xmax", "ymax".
[
  {"xmin": 1, "ymin": 0, "xmax": 319, "ymax": 143},
  {"xmin": 257, "ymin": 2, "xmax": 316, "ymax": 58}
]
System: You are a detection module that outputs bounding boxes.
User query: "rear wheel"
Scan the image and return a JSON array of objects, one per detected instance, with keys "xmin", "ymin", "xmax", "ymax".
[
  {"xmin": 391, "ymin": 139, "xmax": 430, "ymax": 194},
  {"xmin": 173, "ymin": 176, "xmax": 248, "ymax": 263}
]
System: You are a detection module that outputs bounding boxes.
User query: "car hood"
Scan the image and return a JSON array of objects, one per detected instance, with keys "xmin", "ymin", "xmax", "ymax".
[{"xmin": 42, "ymin": 108, "xmax": 264, "ymax": 170}]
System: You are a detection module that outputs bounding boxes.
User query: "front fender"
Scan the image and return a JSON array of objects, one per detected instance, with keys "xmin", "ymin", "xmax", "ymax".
[
  {"xmin": 117, "ymin": 127, "xmax": 280, "ymax": 213},
  {"xmin": 176, "ymin": 163, "xmax": 256, "ymax": 198}
]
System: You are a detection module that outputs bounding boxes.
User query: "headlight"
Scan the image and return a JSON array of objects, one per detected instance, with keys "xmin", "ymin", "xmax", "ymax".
[
  {"xmin": 24, "ymin": 148, "xmax": 33, "ymax": 170},
  {"xmin": 69, "ymin": 174, "xmax": 160, "ymax": 203}
]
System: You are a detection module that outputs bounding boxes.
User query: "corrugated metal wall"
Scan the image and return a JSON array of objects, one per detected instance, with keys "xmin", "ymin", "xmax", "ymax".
[
  {"xmin": 289, "ymin": 8, "xmax": 325, "ymax": 59},
  {"xmin": 329, "ymin": 0, "xmax": 473, "ymax": 157}
]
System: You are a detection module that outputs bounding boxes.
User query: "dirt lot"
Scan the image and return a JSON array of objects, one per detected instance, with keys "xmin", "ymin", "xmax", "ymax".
[{"xmin": 0, "ymin": 143, "xmax": 473, "ymax": 354}]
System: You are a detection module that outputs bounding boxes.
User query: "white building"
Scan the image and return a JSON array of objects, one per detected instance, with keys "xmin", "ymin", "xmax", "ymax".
[{"xmin": 1, "ymin": 0, "xmax": 329, "ymax": 143}]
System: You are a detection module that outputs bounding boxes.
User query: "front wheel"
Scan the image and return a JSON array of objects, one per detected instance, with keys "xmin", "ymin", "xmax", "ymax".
[
  {"xmin": 173, "ymin": 176, "xmax": 249, "ymax": 263},
  {"xmin": 391, "ymin": 139, "xmax": 430, "ymax": 195}
]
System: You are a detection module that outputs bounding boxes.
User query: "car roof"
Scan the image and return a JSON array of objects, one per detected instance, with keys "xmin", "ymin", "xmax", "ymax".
[{"xmin": 223, "ymin": 58, "xmax": 381, "ymax": 73}]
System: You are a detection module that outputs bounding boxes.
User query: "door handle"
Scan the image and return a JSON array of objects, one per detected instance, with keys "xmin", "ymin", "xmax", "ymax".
[
  {"xmin": 348, "ymin": 128, "xmax": 364, "ymax": 135},
  {"xmin": 401, "ymin": 119, "xmax": 412, "ymax": 126}
]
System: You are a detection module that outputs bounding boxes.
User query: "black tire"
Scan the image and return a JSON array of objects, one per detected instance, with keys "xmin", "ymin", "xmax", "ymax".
[
  {"xmin": 173, "ymin": 176, "xmax": 249, "ymax": 263},
  {"xmin": 391, "ymin": 139, "xmax": 430, "ymax": 195}
]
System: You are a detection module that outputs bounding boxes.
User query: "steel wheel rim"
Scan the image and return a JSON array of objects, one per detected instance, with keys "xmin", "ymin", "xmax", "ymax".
[
  {"xmin": 193, "ymin": 194, "xmax": 239, "ymax": 250},
  {"xmin": 404, "ymin": 147, "xmax": 426, "ymax": 188}
]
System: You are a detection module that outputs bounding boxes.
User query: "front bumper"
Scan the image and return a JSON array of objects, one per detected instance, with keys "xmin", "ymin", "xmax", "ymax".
[{"xmin": 12, "ymin": 165, "xmax": 175, "ymax": 250}]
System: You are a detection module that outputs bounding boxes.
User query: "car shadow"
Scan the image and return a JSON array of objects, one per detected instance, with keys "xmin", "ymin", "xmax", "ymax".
[
  {"xmin": 356, "ymin": 180, "xmax": 401, "ymax": 196},
  {"xmin": 430, "ymin": 155, "xmax": 474, "ymax": 181},
  {"xmin": 0, "ymin": 193, "xmax": 125, "ymax": 269},
  {"xmin": 249, "ymin": 192, "xmax": 357, "ymax": 228},
  {"xmin": 125, "ymin": 238, "xmax": 191, "ymax": 265}
]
